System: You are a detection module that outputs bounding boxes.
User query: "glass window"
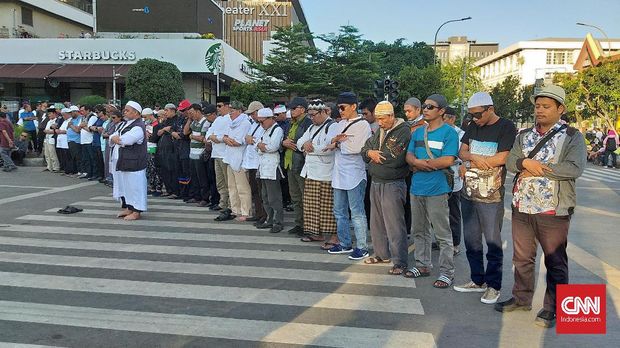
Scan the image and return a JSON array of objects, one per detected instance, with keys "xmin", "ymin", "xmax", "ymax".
[{"xmin": 21, "ymin": 7, "xmax": 33, "ymax": 26}]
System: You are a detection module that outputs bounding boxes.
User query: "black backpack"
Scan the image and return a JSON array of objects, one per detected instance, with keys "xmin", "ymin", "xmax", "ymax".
[{"xmin": 606, "ymin": 137, "xmax": 617, "ymax": 151}]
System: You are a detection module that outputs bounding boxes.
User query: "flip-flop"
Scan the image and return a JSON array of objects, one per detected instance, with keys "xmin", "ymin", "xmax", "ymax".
[
  {"xmin": 403, "ymin": 267, "xmax": 431, "ymax": 278},
  {"xmin": 301, "ymin": 235, "xmax": 325, "ymax": 242},
  {"xmin": 363, "ymin": 256, "xmax": 391, "ymax": 264},
  {"xmin": 433, "ymin": 275, "xmax": 453, "ymax": 289},
  {"xmin": 320, "ymin": 242, "xmax": 338, "ymax": 250}
]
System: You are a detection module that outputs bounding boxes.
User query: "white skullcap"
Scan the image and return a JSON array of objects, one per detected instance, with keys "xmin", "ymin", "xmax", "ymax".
[
  {"xmin": 467, "ymin": 92, "xmax": 494, "ymax": 108},
  {"xmin": 69, "ymin": 105, "xmax": 79, "ymax": 112},
  {"xmin": 141, "ymin": 107, "xmax": 154, "ymax": 116},
  {"xmin": 126, "ymin": 101, "xmax": 143, "ymax": 114},
  {"xmin": 61, "ymin": 108, "xmax": 70, "ymax": 113},
  {"xmin": 257, "ymin": 107, "xmax": 274, "ymax": 118},
  {"xmin": 273, "ymin": 104, "xmax": 287, "ymax": 114}
]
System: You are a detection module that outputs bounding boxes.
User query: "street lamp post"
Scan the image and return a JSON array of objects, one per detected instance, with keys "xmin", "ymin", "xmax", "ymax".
[
  {"xmin": 433, "ymin": 16, "xmax": 472, "ymax": 65},
  {"xmin": 576, "ymin": 22, "xmax": 612, "ymax": 56},
  {"xmin": 112, "ymin": 66, "xmax": 121, "ymax": 107}
]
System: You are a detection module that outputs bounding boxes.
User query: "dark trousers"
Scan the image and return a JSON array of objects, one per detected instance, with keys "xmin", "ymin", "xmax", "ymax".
[
  {"xmin": 121, "ymin": 196, "xmax": 142, "ymax": 213},
  {"xmin": 605, "ymin": 150, "xmax": 617, "ymax": 167},
  {"xmin": 404, "ymin": 173, "xmax": 412, "ymax": 234},
  {"xmin": 81, "ymin": 144, "xmax": 96, "ymax": 177},
  {"xmin": 448, "ymin": 189, "xmax": 463, "ymax": 246},
  {"xmin": 93, "ymin": 146, "xmax": 104, "ymax": 178},
  {"xmin": 57, "ymin": 148, "xmax": 69, "ymax": 172},
  {"xmin": 26, "ymin": 129, "xmax": 37, "ymax": 152},
  {"xmin": 67, "ymin": 141, "xmax": 81, "ymax": 174},
  {"xmin": 280, "ymin": 169, "xmax": 291, "ymax": 206},
  {"xmin": 179, "ymin": 158, "xmax": 191, "ymax": 199},
  {"xmin": 11, "ymin": 150, "xmax": 26, "ymax": 165},
  {"xmin": 512, "ymin": 209, "xmax": 570, "ymax": 313},
  {"xmin": 206, "ymin": 158, "xmax": 219, "ymax": 205},
  {"xmin": 36, "ymin": 131, "xmax": 45, "ymax": 155},
  {"xmin": 364, "ymin": 171, "xmax": 372, "ymax": 227},
  {"xmin": 248, "ymin": 169, "xmax": 266, "ymax": 220},
  {"xmin": 262, "ymin": 176, "xmax": 283, "ymax": 226},
  {"xmin": 462, "ymin": 198, "xmax": 504, "ymax": 290},
  {"xmin": 190, "ymin": 159, "xmax": 209, "ymax": 201}
]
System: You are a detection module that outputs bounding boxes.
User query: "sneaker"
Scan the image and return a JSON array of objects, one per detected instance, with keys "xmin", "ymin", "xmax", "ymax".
[
  {"xmin": 534, "ymin": 309, "xmax": 556, "ymax": 328},
  {"xmin": 494, "ymin": 298, "xmax": 532, "ymax": 313},
  {"xmin": 327, "ymin": 244, "xmax": 353, "ymax": 254},
  {"xmin": 78, "ymin": 173, "xmax": 89, "ymax": 179},
  {"xmin": 453, "ymin": 281, "xmax": 487, "ymax": 293},
  {"xmin": 481, "ymin": 287, "xmax": 500, "ymax": 304},
  {"xmin": 348, "ymin": 248, "xmax": 369, "ymax": 260},
  {"xmin": 255, "ymin": 222, "xmax": 273, "ymax": 229}
]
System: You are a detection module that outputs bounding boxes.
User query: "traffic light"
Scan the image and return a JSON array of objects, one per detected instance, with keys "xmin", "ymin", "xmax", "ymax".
[
  {"xmin": 373, "ymin": 79, "xmax": 385, "ymax": 100},
  {"xmin": 383, "ymin": 78, "xmax": 400, "ymax": 106}
]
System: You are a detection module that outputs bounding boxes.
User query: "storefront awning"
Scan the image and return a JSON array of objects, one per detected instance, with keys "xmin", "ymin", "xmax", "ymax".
[
  {"xmin": 0, "ymin": 64, "xmax": 62, "ymax": 79},
  {"xmin": 47, "ymin": 64, "xmax": 132, "ymax": 82}
]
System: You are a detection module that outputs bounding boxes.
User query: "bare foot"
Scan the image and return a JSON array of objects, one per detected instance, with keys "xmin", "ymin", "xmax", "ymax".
[
  {"xmin": 117, "ymin": 209, "xmax": 131, "ymax": 218},
  {"xmin": 123, "ymin": 212, "xmax": 141, "ymax": 221}
]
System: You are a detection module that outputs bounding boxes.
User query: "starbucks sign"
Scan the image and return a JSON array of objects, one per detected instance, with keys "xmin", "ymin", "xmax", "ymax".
[{"xmin": 205, "ymin": 43, "xmax": 223, "ymax": 74}]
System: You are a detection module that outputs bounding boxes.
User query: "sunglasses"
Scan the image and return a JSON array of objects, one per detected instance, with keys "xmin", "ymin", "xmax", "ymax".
[
  {"xmin": 216, "ymin": 104, "xmax": 224, "ymax": 108},
  {"xmin": 422, "ymin": 104, "xmax": 441, "ymax": 111},
  {"xmin": 338, "ymin": 105, "xmax": 349, "ymax": 112},
  {"xmin": 468, "ymin": 106, "xmax": 490, "ymax": 119}
]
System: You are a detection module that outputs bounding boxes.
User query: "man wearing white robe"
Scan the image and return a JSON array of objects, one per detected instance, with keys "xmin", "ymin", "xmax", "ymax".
[{"xmin": 110, "ymin": 101, "xmax": 148, "ymax": 221}]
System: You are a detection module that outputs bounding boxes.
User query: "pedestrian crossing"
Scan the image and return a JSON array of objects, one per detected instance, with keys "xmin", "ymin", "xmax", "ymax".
[
  {"xmin": 0, "ymin": 195, "xmax": 435, "ymax": 347},
  {"xmin": 578, "ymin": 166, "xmax": 620, "ymax": 183}
]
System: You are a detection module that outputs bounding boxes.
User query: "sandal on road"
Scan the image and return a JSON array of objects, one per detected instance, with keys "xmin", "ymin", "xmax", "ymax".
[
  {"xmin": 403, "ymin": 267, "xmax": 431, "ymax": 278},
  {"xmin": 388, "ymin": 265, "xmax": 406, "ymax": 275},
  {"xmin": 364, "ymin": 256, "xmax": 391, "ymax": 265},
  {"xmin": 320, "ymin": 241, "xmax": 338, "ymax": 250},
  {"xmin": 433, "ymin": 275, "xmax": 453, "ymax": 289},
  {"xmin": 300, "ymin": 235, "xmax": 325, "ymax": 242}
]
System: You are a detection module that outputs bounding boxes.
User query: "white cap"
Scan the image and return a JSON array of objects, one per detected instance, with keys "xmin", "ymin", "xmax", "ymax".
[
  {"xmin": 257, "ymin": 107, "xmax": 274, "ymax": 118},
  {"xmin": 126, "ymin": 100, "xmax": 143, "ymax": 114},
  {"xmin": 61, "ymin": 108, "xmax": 70, "ymax": 113},
  {"xmin": 69, "ymin": 105, "xmax": 79, "ymax": 112},
  {"xmin": 141, "ymin": 107, "xmax": 154, "ymax": 116},
  {"xmin": 273, "ymin": 104, "xmax": 287, "ymax": 114},
  {"xmin": 467, "ymin": 92, "xmax": 494, "ymax": 108}
]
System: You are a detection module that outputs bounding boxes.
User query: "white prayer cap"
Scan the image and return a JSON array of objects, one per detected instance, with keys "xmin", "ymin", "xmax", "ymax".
[
  {"xmin": 467, "ymin": 92, "xmax": 494, "ymax": 108},
  {"xmin": 61, "ymin": 108, "xmax": 70, "ymax": 113},
  {"xmin": 126, "ymin": 100, "xmax": 143, "ymax": 114},
  {"xmin": 141, "ymin": 107, "xmax": 154, "ymax": 116},
  {"xmin": 69, "ymin": 105, "xmax": 79, "ymax": 112},
  {"xmin": 257, "ymin": 107, "xmax": 274, "ymax": 118},
  {"xmin": 273, "ymin": 104, "xmax": 287, "ymax": 114}
]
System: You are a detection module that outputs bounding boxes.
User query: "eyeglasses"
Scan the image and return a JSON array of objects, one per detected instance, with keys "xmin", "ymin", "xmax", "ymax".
[
  {"xmin": 307, "ymin": 111, "xmax": 319, "ymax": 117},
  {"xmin": 422, "ymin": 104, "xmax": 441, "ymax": 111},
  {"xmin": 338, "ymin": 105, "xmax": 348, "ymax": 112},
  {"xmin": 216, "ymin": 104, "xmax": 224, "ymax": 108},
  {"xmin": 467, "ymin": 106, "xmax": 490, "ymax": 119}
]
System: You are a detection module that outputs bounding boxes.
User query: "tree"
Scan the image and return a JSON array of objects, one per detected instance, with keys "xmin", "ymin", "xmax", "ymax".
[
  {"xmin": 77, "ymin": 95, "xmax": 107, "ymax": 106},
  {"xmin": 317, "ymin": 25, "xmax": 381, "ymax": 99},
  {"xmin": 247, "ymin": 24, "xmax": 323, "ymax": 98},
  {"xmin": 364, "ymin": 39, "xmax": 434, "ymax": 77},
  {"xmin": 125, "ymin": 58, "xmax": 184, "ymax": 107},
  {"xmin": 489, "ymin": 76, "xmax": 521, "ymax": 121},
  {"xmin": 439, "ymin": 58, "xmax": 483, "ymax": 111},
  {"xmin": 516, "ymin": 84, "xmax": 535, "ymax": 125},
  {"xmin": 397, "ymin": 64, "xmax": 442, "ymax": 106},
  {"xmin": 554, "ymin": 60, "xmax": 620, "ymax": 130},
  {"xmin": 226, "ymin": 81, "xmax": 273, "ymax": 107}
]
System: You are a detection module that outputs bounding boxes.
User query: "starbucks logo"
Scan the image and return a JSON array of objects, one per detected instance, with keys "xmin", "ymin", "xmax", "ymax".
[{"xmin": 205, "ymin": 43, "xmax": 223, "ymax": 74}]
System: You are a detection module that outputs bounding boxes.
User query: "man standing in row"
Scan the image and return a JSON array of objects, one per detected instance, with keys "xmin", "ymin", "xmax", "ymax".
[
  {"xmin": 453, "ymin": 92, "xmax": 516, "ymax": 305},
  {"xmin": 405, "ymin": 94, "xmax": 458, "ymax": 289},
  {"xmin": 243, "ymin": 101, "xmax": 267, "ymax": 223},
  {"xmin": 208, "ymin": 96, "xmax": 234, "ymax": 221},
  {"xmin": 362, "ymin": 101, "xmax": 411, "ymax": 274},
  {"xmin": 42, "ymin": 106, "xmax": 61, "ymax": 172},
  {"xmin": 282, "ymin": 97, "xmax": 312, "ymax": 236},
  {"xmin": 224, "ymin": 101, "xmax": 252, "ymax": 221}
]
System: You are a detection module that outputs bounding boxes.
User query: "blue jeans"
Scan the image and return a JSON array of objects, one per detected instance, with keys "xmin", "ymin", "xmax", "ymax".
[
  {"xmin": 333, "ymin": 180, "xmax": 368, "ymax": 250},
  {"xmin": 461, "ymin": 198, "xmax": 504, "ymax": 290}
]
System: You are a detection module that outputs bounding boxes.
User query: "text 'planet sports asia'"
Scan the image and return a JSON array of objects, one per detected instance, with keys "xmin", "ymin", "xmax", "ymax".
[{"xmin": 58, "ymin": 50, "xmax": 137, "ymax": 61}]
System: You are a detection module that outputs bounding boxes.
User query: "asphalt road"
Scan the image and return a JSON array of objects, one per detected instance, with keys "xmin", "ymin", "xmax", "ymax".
[{"xmin": 0, "ymin": 165, "xmax": 618, "ymax": 347}]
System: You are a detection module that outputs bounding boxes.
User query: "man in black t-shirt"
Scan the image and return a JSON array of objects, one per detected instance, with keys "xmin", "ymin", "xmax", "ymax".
[{"xmin": 453, "ymin": 92, "xmax": 517, "ymax": 306}]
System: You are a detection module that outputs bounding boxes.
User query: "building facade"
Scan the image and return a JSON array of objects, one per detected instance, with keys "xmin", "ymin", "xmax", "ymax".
[
  {"xmin": 475, "ymin": 37, "xmax": 620, "ymax": 88},
  {"xmin": 434, "ymin": 36, "xmax": 498, "ymax": 64},
  {"xmin": 0, "ymin": 0, "xmax": 92, "ymax": 38}
]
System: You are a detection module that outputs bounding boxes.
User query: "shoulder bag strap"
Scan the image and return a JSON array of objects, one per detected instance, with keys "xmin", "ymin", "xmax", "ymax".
[{"xmin": 423, "ymin": 125, "xmax": 435, "ymax": 159}]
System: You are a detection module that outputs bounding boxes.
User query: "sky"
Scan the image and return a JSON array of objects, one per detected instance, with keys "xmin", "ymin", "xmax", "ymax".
[{"xmin": 301, "ymin": 0, "xmax": 620, "ymax": 49}]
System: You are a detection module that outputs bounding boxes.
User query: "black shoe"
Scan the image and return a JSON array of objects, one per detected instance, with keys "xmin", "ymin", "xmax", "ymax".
[
  {"xmin": 99, "ymin": 178, "xmax": 107, "ymax": 183},
  {"xmin": 185, "ymin": 198, "xmax": 199, "ymax": 204},
  {"xmin": 256, "ymin": 222, "xmax": 273, "ymax": 229},
  {"xmin": 494, "ymin": 298, "xmax": 532, "ymax": 313},
  {"xmin": 287, "ymin": 226, "xmax": 303, "ymax": 235},
  {"xmin": 270, "ymin": 224, "xmax": 283, "ymax": 233},
  {"xmin": 253, "ymin": 219, "xmax": 267, "ymax": 227},
  {"xmin": 209, "ymin": 204, "xmax": 222, "ymax": 211},
  {"xmin": 535, "ymin": 309, "xmax": 556, "ymax": 328}
]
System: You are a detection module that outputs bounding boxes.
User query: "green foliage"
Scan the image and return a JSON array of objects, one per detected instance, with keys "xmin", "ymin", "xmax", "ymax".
[
  {"xmin": 439, "ymin": 58, "xmax": 483, "ymax": 108},
  {"xmin": 226, "ymin": 81, "xmax": 273, "ymax": 107},
  {"xmin": 490, "ymin": 76, "xmax": 521, "ymax": 121},
  {"xmin": 77, "ymin": 95, "xmax": 107, "ymax": 106},
  {"xmin": 554, "ymin": 59, "xmax": 620, "ymax": 129},
  {"xmin": 397, "ymin": 64, "xmax": 442, "ymax": 106},
  {"xmin": 365, "ymin": 38, "xmax": 434, "ymax": 77},
  {"xmin": 125, "ymin": 58, "xmax": 184, "ymax": 107}
]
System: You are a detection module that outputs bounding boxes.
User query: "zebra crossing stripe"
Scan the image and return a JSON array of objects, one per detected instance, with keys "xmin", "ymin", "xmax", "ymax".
[
  {"xmin": 0, "ymin": 272, "xmax": 424, "ymax": 315},
  {"xmin": 0, "ymin": 251, "xmax": 414, "ymax": 288},
  {"xmin": 0, "ymin": 301, "xmax": 435, "ymax": 347}
]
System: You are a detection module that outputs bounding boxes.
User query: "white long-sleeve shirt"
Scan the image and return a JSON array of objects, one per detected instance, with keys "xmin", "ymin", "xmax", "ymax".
[
  {"xmin": 205, "ymin": 114, "xmax": 231, "ymax": 159},
  {"xmin": 242, "ymin": 120, "xmax": 265, "ymax": 170},
  {"xmin": 296, "ymin": 118, "xmax": 338, "ymax": 182},
  {"xmin": 223, "ymin": 113, "xmax": 251, "ymax": 171},
  {"xmin": 331, "ymin": 117, "xmax": 372, "ymax": 190},
  {"xmin": 110, "ymin": 119, "xmax": 144, "ymax": 162},
  {"xmin": 258, "ymin": 123, "xmax": 284, "ymax": 180}
]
